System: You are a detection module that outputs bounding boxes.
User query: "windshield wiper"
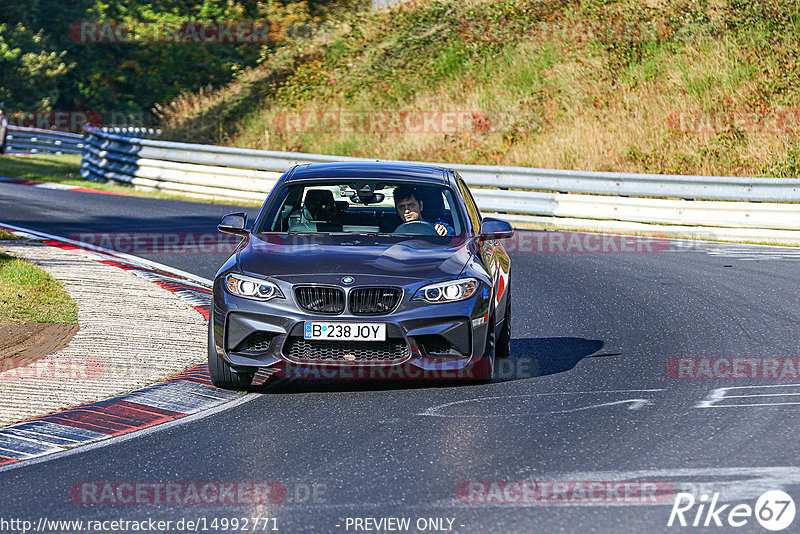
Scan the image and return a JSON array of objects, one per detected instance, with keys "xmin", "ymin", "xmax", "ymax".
[{"xmin": 286, "ymin": 231, "xmax": 333, "ymax": 235}]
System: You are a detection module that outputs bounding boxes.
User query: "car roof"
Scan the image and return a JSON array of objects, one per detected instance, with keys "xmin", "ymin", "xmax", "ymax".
[{"xmin": 286, "ymin": 161, "xmax": 450, "ymax": 184}]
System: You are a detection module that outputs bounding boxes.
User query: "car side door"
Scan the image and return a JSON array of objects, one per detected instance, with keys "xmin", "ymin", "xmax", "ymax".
[{"xmin": 456, "ymin": 174, "xmax": 510, "ymax": 325}]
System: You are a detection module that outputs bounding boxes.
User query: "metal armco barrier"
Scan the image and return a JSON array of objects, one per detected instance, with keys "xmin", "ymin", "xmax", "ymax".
[
  {"xmin": 81, "ymin": 125, "xmax": 800, "ymax": 241},
  {"xmin": 4, "ymin": 126, "xmax": 84, "ymax": 155}
]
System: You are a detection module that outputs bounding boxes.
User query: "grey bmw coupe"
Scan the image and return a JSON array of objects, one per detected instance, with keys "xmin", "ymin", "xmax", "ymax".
[{"xmin": 209, "ymin": 161, "xmax": 513, "ymax": 389}]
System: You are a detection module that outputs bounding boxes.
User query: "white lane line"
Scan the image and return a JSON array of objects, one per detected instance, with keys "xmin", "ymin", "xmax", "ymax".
[
  {"xmin": 696, "ymin": 383, "xmax": 800, "ymax": 408},
  {"xmin": 0, "ymin": 221, "xmax": 212, "ymax": 287},
  {"xmin": 695, "ymin": 244, "xmax": 800, "ymax": 261},
  {"xmin": 721, "ymin": 393, "xmax": 800, "ymax": 398},
  {"xmin": 703, "ymin": 402, "xmax": 800, "ymax": 407},
  {"xmin": 552, "ymin": 399, "xmax": 653, "ymax": 414},
  {"xmin": 26, "ymin": 182, "xmax": 81, "ymax": 191},
  {"xmin": 0, "ymin": 177, "xmax": 80, "ymax": 189},
  {"xmin": 418, "ymin": 389, "xmax": 666, "ymax": 418},
  {"xmin": 666, "ymin": 238, "xmax": 800, "ymax": 261}
]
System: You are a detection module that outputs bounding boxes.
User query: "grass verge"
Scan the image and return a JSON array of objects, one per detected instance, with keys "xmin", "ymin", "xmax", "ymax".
[
  {"xmin": 0, "ymin": 251, "xmax": 78, "ymax": 324},
  {"xmin": 0, "ymin": 230, "xmax": 25, "ymax": 241}
]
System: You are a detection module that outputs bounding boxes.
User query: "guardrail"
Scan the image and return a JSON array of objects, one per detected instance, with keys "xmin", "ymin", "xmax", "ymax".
[
  {"xmin": 3, "ymin": 126, "xmax": 84, "ymax": 155},
  {"xmin": 81, "ymin": 124, "xmax": 800, "ymax": 243}
]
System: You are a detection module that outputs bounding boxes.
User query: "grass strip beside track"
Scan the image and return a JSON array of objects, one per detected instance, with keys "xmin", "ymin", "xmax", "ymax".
[
  {"xmin": 0, "ymin": 250, "xmax": 78, "ymax": 324},
  {"xmin": 0, "ymin": 230, "xmax": 24, "ymax": 241}
]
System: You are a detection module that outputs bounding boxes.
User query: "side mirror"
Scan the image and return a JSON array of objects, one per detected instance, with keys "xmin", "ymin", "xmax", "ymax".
[
  {"xmin": 479, "ymin": 217, "xmax": 514, "ymax": 240},
  {"xmin": 218, "ymin": 212, "xmax": 248, "ymax": 236}
]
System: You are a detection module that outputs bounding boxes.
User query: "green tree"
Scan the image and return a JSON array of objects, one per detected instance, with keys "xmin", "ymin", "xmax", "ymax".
[
  {"xmin": 0, "ymin": 0, "xmax": 367, "ymax": 124},
  {"xmin": 0, "ymin": 23, "xmax": 69, "ymax": 110}
]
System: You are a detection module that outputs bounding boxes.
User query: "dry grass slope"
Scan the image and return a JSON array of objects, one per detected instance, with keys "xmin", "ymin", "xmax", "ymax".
[{"xmin": 157, "ymin": 0, "xmax": 800, "ymax": 178}]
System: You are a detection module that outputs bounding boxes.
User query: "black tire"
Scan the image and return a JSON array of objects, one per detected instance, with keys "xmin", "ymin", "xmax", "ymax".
[
  {"xmin": 208, "ymin": 319, "xmax": 254, "ymax": 390},
  {"xmin": 496, "ymin": 285, "xmax": 511, "ymax": 359},
  {"xmin": 467, "ymin": 313, "xmax": 495, "ymax": 382}
]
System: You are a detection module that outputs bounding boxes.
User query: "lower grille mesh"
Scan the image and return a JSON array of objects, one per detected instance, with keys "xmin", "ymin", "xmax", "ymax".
[
  {"xmin": 416, "ymin": 335, "xmax": 457, "ymax": 356},
  {"xmin": 232, "ymin": 332, "xmax": 274, "ymax": 354},
  {"xmin": 245, "ymin": 332, "xmax": 273, "ymax": 351}
]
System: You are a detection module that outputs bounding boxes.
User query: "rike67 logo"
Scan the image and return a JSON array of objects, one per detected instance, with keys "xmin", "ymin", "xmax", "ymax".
[{"xmin": 668, "ymin": 490, "xmax": 795, "ymax": 531}]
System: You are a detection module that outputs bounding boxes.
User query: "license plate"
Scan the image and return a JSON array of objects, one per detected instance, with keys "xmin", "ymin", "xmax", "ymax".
[{"xmin": 304, "ymin": 322, "xmax": 386, "ymax": 341}]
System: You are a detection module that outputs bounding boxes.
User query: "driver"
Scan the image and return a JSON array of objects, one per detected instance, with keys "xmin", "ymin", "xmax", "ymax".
[{"xmin": 393, "ymin": 186, "xmax": 454, "ymax": 236}]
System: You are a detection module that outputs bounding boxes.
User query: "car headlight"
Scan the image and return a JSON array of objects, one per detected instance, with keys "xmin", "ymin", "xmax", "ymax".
[
  {"xmin": 225, "ymin": 274, "xmax": 284, "ymax": 301},
  {"xmin": 413, "ymin": 278, "xmax": 478, "ymax": 304}
]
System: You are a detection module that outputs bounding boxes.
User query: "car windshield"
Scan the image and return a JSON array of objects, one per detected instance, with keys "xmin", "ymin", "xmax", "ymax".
[{"xmin": 257, "ymin": 180, "xmax": 465, "ymax": 237}]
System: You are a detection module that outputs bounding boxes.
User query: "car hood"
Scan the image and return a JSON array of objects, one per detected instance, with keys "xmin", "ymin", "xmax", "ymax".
[{"xmin": 238, "ymin": 233, "xmax": 473, "ymax": 282}]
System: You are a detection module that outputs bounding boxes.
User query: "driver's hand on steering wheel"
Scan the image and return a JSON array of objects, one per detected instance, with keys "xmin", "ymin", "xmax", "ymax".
[{"xmin": 434, "ymin": 223, "xmax": 448, "ymax": 236}]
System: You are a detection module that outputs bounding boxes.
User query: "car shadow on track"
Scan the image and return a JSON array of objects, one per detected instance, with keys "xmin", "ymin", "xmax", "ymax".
[
  {"xmin": 493, "ymin": 336, "xmax": 615, "ymax": 383},
  {"xmin": 246, "ymin": 336, "xmax": 613, "ymax": 393}
]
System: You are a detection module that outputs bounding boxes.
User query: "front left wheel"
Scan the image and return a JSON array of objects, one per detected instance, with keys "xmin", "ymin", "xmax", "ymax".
[
  {"xmin": 468, "ymin": 314, "xmax": 495, "ymax": 382},
  {"xmin": 208, "ymin": 320, "xmax": 254, "ymax": 390},
  {"xmin": 496, "ymin": 284, "xmax": 511, "ymax": 360}
]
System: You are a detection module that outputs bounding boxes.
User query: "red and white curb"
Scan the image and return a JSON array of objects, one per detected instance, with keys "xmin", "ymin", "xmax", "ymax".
[{"xmin": 0, "ymin": 223, "xmax": 246, "ymax": 468}]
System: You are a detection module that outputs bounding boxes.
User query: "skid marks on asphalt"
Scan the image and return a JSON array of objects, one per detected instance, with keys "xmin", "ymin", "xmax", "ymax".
[
  {"xmin": 417, "ymin": 389, "xmax": 664, "ymax": 418},
  {"xmin": 418, "ymin": 383, "xmax": 800, "ymax": 419},
  {"xmin": 668, "ymin": 239, "xmax": 800, "ymax": 261},
  {"xmin": 696, "ymin": 383, "xmax": 800, "ymax": 408}
]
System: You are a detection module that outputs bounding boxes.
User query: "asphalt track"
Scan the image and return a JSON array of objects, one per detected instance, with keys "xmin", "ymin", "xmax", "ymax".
[{"xmin": 2, "ymin": 180, "xmax": 800, "ymax": 533}]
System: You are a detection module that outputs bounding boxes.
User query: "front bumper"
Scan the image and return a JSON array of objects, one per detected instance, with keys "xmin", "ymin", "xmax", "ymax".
[{"xmin": 211, "ymin": 276, "xmax": 492, "ymax": 374}]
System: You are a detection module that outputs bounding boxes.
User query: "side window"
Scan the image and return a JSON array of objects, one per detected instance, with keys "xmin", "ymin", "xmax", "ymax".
[{"xmin": 457, "ymin": 177, "xmax": 481, "ymax": 232}]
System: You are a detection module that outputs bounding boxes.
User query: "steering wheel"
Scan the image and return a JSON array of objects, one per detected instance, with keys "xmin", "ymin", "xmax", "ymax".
[{"xmin": 393, "ymin": 220, "xmax": 440, "ymax": 236}]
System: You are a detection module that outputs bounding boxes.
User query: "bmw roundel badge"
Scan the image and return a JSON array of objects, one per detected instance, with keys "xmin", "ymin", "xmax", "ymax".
[{"xmin": 341, "ymin": 276, "xmax": 354, "ymax": 285}]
